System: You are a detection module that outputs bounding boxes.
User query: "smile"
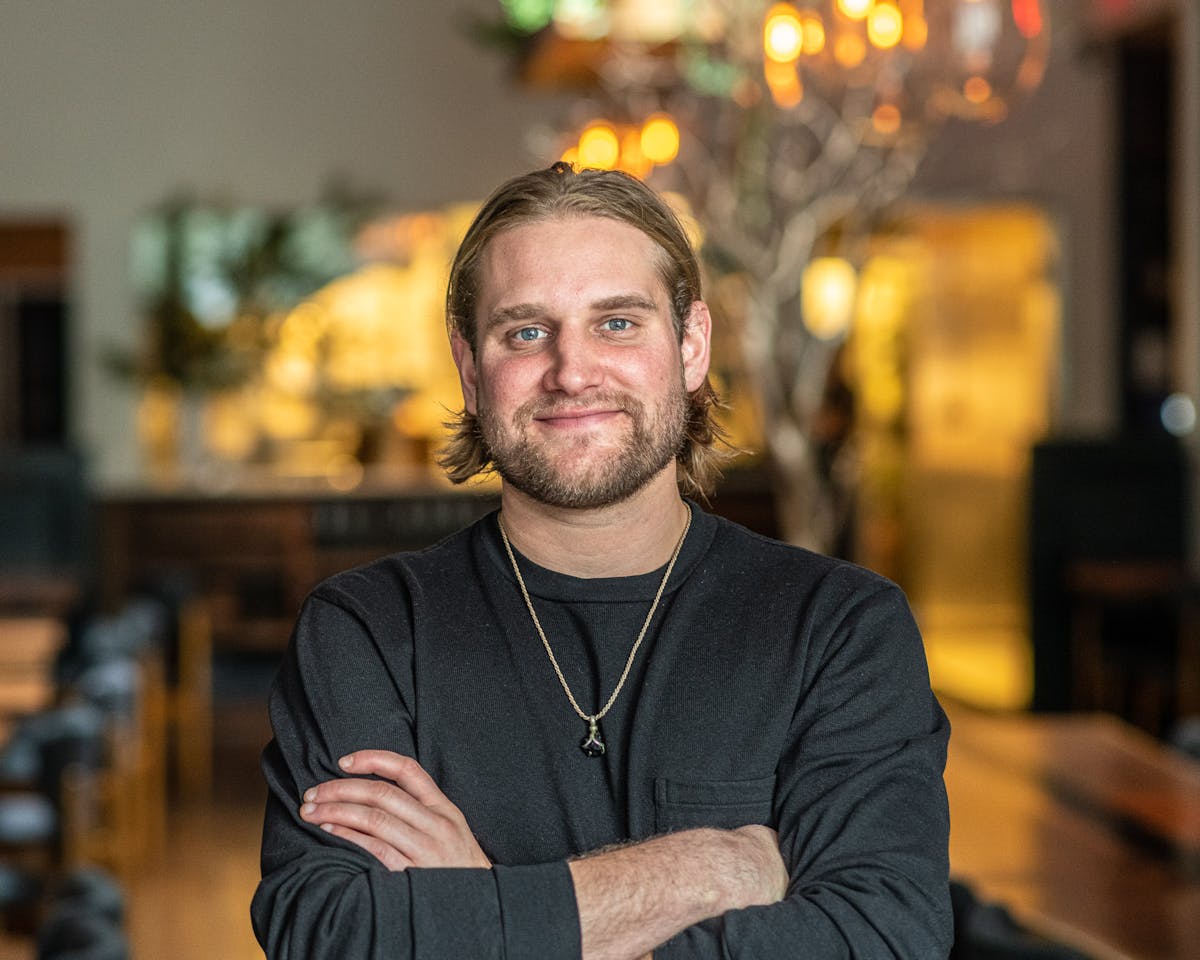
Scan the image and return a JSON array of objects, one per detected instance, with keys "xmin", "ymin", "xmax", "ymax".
[{"xmin": 532, "ymin": 408, "xmax": 625, "ymax": 429}]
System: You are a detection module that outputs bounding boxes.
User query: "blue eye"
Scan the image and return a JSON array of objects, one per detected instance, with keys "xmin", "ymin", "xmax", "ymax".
[
  {"xmin": 514, "ymin": 327, "xmax": 545, "ymax": 342},
  {"xmin": 604, "ymin": 318, "xmax": 631, "ymax": 332}
]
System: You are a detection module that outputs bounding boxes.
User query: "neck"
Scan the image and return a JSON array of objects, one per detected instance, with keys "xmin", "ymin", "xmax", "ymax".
[{"xmin": 498, "ymin": 470, "xmax": 691, "ymax": 578}]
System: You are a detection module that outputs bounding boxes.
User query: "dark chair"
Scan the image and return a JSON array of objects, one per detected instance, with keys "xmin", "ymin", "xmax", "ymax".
[
  {"xmin": 20, "ymin": 869, "xmax": 128, "ymax": 960},
  {"xmin": 1029, "ymin": 435, "xmax": 1192, "ymax": 735},
  {"xmin": 950, "ymin": 880, "xmax": 1095, "ymax": 960},
  {"xmin": 36, "ymin": 905, "xmax": 128, "ymax": 960},
  {"xmin": 0, "ymin": 445, "xmax": 93, "ymax": 617},
  {"xmin": 0, "ymin": 861, "xmax": 44, "ymax": 935}
]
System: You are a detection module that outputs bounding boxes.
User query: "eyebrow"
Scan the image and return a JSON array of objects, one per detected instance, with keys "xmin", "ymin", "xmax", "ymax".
[{"xmin": 485, "ymin": 293, "xmax": 660, "ymax": 329}]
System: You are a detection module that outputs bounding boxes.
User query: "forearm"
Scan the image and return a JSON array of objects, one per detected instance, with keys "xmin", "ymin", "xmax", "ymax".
[
  {"xmin": 568, "ymin": 826, "xmax": 786, "ymax": 960},
  {"xmin": 255, "ymin": 842, "xmax": 580, "ymax": 959}
]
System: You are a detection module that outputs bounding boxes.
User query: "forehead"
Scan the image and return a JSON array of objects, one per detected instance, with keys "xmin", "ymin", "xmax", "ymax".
[{"xmin": 475, "ymin": 215, "xmax": 667, "ymax": 309}]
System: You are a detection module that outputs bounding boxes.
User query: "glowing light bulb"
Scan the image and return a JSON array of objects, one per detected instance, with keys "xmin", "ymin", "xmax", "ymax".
[
  {"xmin": 872, "ymin": 103, "xmax": 902, "ymax": 135},
  {"xmin": 838, "ymin": 0, "xmax": 871, "ymax": 21},
  {"xmin": 867, "ymin": 2, "xmax": 904, "ymax": 49},
  {"xmin": 964, "ymin": 75, "xmax": 993, "ymax": 104},
  {"xmin": 619, "ymin": 127, "xmax": 653, "ymax": 178},
  {"xmin": 764, "ymin": 59, "xmax": 803, "ymax": 107},
  {"xmin": 903, "ymin": 14, "xmax": 928, "ymax": 51},
  {"xmin": 802, "ymin": 257, "xmax": 858, "ymax": 340},
  {"xmin": 1011, "ymin": 0, "xmax": 1043, "ymax": 39},
  {"xmin": 640, "ymin": 114, "xmax": 680, "ymax": 164},
  {"xmin": 834, "ymin": 32, "xmax": 867, "ymax": 68},
  {"xmin": 1161, "ymin": 393, "xmax": 1197, "ymax": 436},
  {"xmin": 800, "ymin": 14, "xmax": 826, "ymax": 54},
  {"xmin": 764, "ymin": 3, "xmax": 804, "ymax": 63},
  {"xmin": 578, "ymin": 122, "xmax": 620, "ymax": 169}
]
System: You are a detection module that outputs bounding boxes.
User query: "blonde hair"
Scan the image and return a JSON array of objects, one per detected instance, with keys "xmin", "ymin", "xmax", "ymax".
[{"xmin": 439, "ymin": 163, "xmax": 733, "ymax": 500}]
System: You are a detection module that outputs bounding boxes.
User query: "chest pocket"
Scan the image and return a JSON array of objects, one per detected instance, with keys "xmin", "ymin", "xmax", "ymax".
[{"xmin": 653, "ymin": 774, "xmax": 776, "ymax": 833}]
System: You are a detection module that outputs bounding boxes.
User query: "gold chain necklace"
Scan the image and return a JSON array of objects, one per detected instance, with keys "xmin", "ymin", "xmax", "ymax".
[{"xmin": 497, "ymin": 508, "xmax": 692, "ymax": 757}]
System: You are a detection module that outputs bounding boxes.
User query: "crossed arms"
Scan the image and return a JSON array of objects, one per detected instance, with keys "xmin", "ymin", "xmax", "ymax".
[
  {"xmin": 297, "ymin": 749, "xmax": 787, "ymax": 960},
  {"xmin": 252, "ymin": 564, "xmax": 952, "ymax": 959}
]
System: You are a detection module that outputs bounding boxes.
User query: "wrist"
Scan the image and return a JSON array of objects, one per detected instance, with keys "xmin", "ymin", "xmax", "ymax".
[{"xmin": 725, "ymin": 825, "xmax": 788, "ymax": 910}]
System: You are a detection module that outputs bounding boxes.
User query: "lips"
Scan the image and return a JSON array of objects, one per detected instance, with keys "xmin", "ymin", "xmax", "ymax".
[
  {"xmin": 523, "ymin": 393, "xmax": 633, "ymax": 425},
  {"xmin": 534, "ymin": 405, "xmax": 622, "ymax": 420},
  {"xmin": 533, "ymin": 408, "xmax": 624, "ymax": 428}
]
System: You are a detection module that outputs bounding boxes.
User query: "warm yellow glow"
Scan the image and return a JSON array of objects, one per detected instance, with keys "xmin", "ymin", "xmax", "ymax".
[
  {"xmin": 204, "ymin": 389, "xmax": 259, "ymax": 460},
  {"xmin": 867, "ymin": 2, "xmax": 904, "ymax": 49},
  {"xmin": 964, "ymin": 75, "xmax": 993, "ymax": 104},
  {"xmin": 763, "ymin": 4, "xmax": 804, "ymax": 63},
  {"xmin": 764, "ymin": 58, "xmax": 803, "ymax": 107},
  {"xmin": 640, "ymin": 114, "xmax": 680, "ymax": 164},
  {"xmin": 560, "ymin": 146, "xmax": 580, "ymax": 169},
  {"xmin": 801, "ymin": 257, "xmax": 857, "ymax": 339},
  {"xmin": 280, "ymin": 302, "xmax": 326, "ymax": 348},
  {"xmin": 552, "ymin": 0, "xmax": 608, "ymax": 41},
  {"xmin": 837, "ymin": 0, "xmax": 871, "ymax": 21},
  {"xmin": 800, "ymin": 14, "xmax": 826, "ymax": 54},
  {"xmin": 324, "ymin": 452, "xmax": 364, "ymax": 492},
  {"xmin": 136, "ymin": 377, "xmax": 182, "ymax": 474},
  {"xmin": 609, "ymin": 0, "xmax": 688, "ymax": 43},
  {"xmin": 902, "ymin": 13, "xmax": 927, "ymax": 50},
  {"xmin": 578, "ymin": 122, "xmax": 621, "ymax": 170},
  {"xmin": 619, "ymin": 127, "xmax": 653, "ymax": 178},
  {"xmin": 266, "ymin": 352, "xmax": 317, "ymax": 394},
  {"xmin": 834, "ymin": 32, "xmax": 867, "ymax": 68},
  {"xmin": 872, "ymin": 103, "xmax": 902, "ymax": 135},
  {"xmin": 260, "ymin": 390, "xmax": 317, "ymax": 440}
]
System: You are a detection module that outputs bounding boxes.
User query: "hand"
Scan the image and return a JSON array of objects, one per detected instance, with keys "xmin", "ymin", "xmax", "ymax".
[{"xmin": 299, "ymin": 750, "xmax": 491, "ymax": 871}]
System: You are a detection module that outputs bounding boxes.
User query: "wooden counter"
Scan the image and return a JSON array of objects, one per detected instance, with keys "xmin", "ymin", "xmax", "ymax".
[
  {"xmin": 97, "ymin": 473, "xmax": 499, "ymax": 653},
  {"xmin": 946, "ymin": 700, "xmax": 1200, "ymax": 960}
]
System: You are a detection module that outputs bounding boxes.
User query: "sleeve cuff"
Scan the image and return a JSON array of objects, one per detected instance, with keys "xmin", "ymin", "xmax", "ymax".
[
  {"xmin": 405, "ymin": 863, "xmax": 579, "ymax": 959},
  {"xmin": 407, "ymin": 868, "xmax": 501, "ymax": 956},
  {"xmin": 494, "ymin": 861, "xmax": 581, "ymax": 959}
]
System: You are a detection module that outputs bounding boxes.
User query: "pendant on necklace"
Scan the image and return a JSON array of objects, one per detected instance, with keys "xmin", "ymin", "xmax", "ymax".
[{"xmin": 580, "ymin": 719, "xmax": 606, "ymax": 757}]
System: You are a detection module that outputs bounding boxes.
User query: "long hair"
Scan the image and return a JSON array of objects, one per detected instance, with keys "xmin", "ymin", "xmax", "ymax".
[{"xmin": 438, "ymin": 163, "xmax": 733, "ymax": 500}]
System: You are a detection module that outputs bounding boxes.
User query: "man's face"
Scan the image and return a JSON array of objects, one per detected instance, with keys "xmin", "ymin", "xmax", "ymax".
[{"xmin": 452, "ymin": 214, "xmax": 711, "ymax": 510}]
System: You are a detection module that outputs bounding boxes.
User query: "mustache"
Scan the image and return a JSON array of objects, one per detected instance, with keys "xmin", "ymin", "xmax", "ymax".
[{"xmin": 514, "ymin": 392, "xmax": 644, "ymax": 424}]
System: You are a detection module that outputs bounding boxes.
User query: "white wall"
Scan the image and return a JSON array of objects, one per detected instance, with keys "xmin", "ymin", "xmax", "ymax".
[{"xmin": 0, "ymin": 0, "xmax": 1118, "ymax": 484}]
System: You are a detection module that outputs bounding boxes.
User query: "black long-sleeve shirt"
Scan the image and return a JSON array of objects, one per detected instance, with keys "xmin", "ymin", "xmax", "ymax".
[{"xmin": 252, "ymin": 503, "xmax": 952, "ymax": 957}]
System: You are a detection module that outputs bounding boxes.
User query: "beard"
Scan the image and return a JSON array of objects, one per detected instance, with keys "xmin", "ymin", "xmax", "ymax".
[{"xmin": 477, "ymin": 379, "xmax": 689, "ymax": 510}]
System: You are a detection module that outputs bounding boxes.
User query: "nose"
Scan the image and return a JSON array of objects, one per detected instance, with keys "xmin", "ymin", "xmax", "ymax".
[{"xmin": 542, "ymin": 326, "xmax": 604, "ymax": 396}]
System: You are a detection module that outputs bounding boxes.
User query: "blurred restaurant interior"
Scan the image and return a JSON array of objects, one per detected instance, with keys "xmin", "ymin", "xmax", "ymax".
[{"xmin": 2, "ymin": 0, "xmax": 1200, "ymax": 957}]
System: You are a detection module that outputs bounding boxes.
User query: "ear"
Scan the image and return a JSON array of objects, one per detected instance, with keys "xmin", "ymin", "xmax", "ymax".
[
  {"xmin": 450, "ymin": 331, "xmax": 479, "ymax": 415},
  {"xmin": 680, "ymin": 301, "xmax": 712, "ymax": 393}
]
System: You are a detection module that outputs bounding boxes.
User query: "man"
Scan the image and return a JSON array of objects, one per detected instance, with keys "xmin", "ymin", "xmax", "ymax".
[{"xmin": 252, "ymin": 163, "xmax": 952, "ymax": 958}]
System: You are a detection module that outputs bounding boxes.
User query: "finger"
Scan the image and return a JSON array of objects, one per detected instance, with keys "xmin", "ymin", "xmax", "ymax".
[
  {"xmin": 304, "ymin": 777, "xmax": 438, "ymax": 834},
  {"xmin": 317, "ymin": 820, "xmax": 414, "ymax": 872},
  {"xmin": 338, "ymin": 751, "xmax": 450, "ymax": 809},
  {"xmin": 301, "ymin": 797, "xmax": 440, "ymax": 864}
]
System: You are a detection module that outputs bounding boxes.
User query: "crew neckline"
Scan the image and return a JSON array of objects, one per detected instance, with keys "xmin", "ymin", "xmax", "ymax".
[{"xmin": 479, "ymin": 500, "xmax": 714, "ymax": 604}]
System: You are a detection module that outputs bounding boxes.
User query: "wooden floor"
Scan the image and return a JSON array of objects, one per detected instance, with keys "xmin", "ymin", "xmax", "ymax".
[
  {"xmin": 0, "ymin": 696, "xmax": 270, "ymax": 960},
  {"xmin": 125, "ymin": 799, "xmax": 264, "ymax": 960}
]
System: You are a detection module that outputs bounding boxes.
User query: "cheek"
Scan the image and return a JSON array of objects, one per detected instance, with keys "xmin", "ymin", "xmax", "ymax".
[{"xmin": 476, "ymin": 358, "xmax": 535, "ymax": 410}]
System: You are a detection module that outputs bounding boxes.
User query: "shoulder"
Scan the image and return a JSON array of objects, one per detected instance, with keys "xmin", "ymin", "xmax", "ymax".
[
  {"xmin": 702, "ymin": 510, "xmax": 900, "ymax": 606},
  {"xmin": 303, "ymin": 519, "xmax": 484, "ymax": 630}
]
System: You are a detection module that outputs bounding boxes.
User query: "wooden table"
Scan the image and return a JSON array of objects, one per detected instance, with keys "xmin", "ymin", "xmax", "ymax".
[{"xmin": 946, "ymin": 701, "xmax": 1200, "ymax": 960}]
